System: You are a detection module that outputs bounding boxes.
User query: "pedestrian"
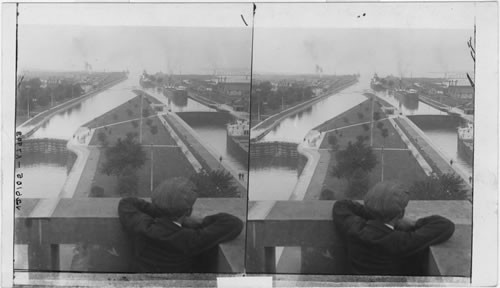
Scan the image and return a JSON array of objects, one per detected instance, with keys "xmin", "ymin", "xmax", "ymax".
[
  {"xmin": 450, "ymin": 159, "xmax": 453, "ymax": 166},
  {"xmin": 219, "ymin": 156, "xmax": 222, "ymax": 162},
  {"xmin": 469, "ymin": 176, "xmax": 472, "ymax": 184},
  {"xmin": 118, "ymin": 177, "xmax": 243, "ymax": 273},
  {"xmin": 332, "ymin": 181, "xmax": 455, "ymax": 275}
]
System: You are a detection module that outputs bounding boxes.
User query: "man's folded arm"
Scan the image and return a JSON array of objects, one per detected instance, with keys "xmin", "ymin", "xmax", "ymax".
[
  {"xmin": 175, "ymin": 213, "xmax": 244, "ymax": 255},
  {"xmin": 118, "ymin": 197, "xmax": 159, "ymax": 234},
  {"xmin": 390, "ymin": 215, "xmax": 455, "ymax": 257},
  {"xmin": 332, "ymin": 200, "xmax": 371, "ymax": 234}
]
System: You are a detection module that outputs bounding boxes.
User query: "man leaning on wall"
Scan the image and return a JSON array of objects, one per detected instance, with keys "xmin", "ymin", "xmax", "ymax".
[
  {"xmin": 118, "ymin": 177, "xmax": 243, "ymax": 273},
  {"xmin": 332, "ymin": 181, "xmax": 455, "ymax": 275}
]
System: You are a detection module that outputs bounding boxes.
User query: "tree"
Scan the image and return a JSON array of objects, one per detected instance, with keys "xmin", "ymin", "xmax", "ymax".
[
  {"xmin": 357, "ymin": 112, "xmax": 364, "ymax": 120},
  {"xmin": 142, "ymin": 108, "xmax": 150, "ymax": 118},
  {"xmin": 131, "ymin": 120, "xmax": 139, "ymax": 128},
  {"xmin": 408, "ymin": 173, "xmax": 467, "ymax": 200},
  {"xmin": 328, "ymin": 134, "xmax": 339, "ymax": 150},
  {"xmin": 347, "ymin": 168, "xmax": 370, "ymax": 198},
  {"xmin": 189, "ymin": 169, "xmax": 239, "ymax": 197},
  {"xmin": 145, "ymin": 118, "xmax": 153, "ymax": 126},
  {"xmin": 376, "ymin": 121, "xmax": 385, "ymax": 130},
  {"xmin": 90, "ymin": 186, "xmax": 104, "ymax": 197},
  {"xmin": 320, "ymin": 188, "xmax": 335, "ymax": 200},
  {"xmin": 97, "ymin": 131, "xmax": 108, "ymax": 146},
  {"xmin": 117, "ymin": 165, "xmax": 139, "ymax": 196},
  {"xmin": 362, "ymin": 123, "xmax": 370, "ymax": 132},
  {"xmin": 127, "ymin": 109, "xmax": 134, "ymax": 117},
  {"xmin": 333, "ymin": 137, "xmax": 377, "ymax": 179},
  {"xmin": 150, "ymin": 125, "xmax": 158, "ymax": 135},
  {"xmin": 373, "ymin": 111, "xmax": 381, "ymax": 121},
  {"xmin": 101, "ymin": 134, "xmax": 147, "ymax": 176}
]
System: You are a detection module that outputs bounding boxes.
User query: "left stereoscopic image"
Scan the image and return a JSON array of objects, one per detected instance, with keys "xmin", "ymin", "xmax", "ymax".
[{"xmin": 14, "ymin": 4, "xmax": 251, "ymax": 273}]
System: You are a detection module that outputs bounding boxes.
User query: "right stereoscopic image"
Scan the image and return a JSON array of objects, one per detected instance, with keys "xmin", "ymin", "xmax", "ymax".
[{"xmin": 246, "ymin": 3, "xmax": 474, "ymax": 276}]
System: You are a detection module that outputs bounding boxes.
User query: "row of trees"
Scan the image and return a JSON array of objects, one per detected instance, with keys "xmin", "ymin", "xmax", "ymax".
[
  {"xmin": 251, "ymin": 81, "xmax": 314, "ymax": 116},
  {"xmin": 17, "ymin": 78, "xmax": 84, "ymax": 112}
]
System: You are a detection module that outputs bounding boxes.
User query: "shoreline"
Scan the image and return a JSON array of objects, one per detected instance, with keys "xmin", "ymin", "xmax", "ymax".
[{"xmin": 250, "ymin": 78, "xmax": 359, "ymax": 142}]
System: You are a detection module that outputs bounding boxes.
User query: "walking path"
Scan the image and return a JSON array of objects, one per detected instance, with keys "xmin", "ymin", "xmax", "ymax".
[
  {"xmin": 388, "ymin": 117, "xmax": 433, "ymax": 176},
  {"xmin": 92, "ymin": 114, "xmax": 160, "ymax": 130},
  {"xmin": 162, "ymin": 112, "xmax": 247, "ymax": 193},
  {"xmin": 395, "ymin": 116, "xmax": 473, "ymax": 195},
  {"xmin": 289, "ymin": 133, "xmax": 325, "ymax": 201},
  {"xmin": 156, "ymin": 113, "xmax": 203, "ymax": 173},
  {"xmin": 29, "ymin": 128, "xmax": 95, "ymax": 217}
]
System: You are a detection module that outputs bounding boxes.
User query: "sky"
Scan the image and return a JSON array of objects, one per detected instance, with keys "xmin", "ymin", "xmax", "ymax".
[
  {"xmin": 18, "ymin": 4, "xmax": 253, "ymax": 74},
  {"xmin": 18, "ymin": 3, "xmax": 476, "ymax": 77},
  {"xmin": 252, "ymin": 3, "xmax": 476, "ymax": 77}
]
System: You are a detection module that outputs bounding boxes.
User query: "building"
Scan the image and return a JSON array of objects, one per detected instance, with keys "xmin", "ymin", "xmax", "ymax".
[
  {"xmin": 216, "ymin": 75, "xmax": 251, "ymax": 97},
  {"xmin": 446, "ymin": 79, "xmax": 474, "ymax": 99}
]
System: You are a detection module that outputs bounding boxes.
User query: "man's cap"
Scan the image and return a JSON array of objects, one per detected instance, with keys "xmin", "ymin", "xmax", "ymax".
[
  {"xmin": 363, "ymin": 181, "xmax": 410, "ymax": 222},
  {"xmin": 151, "ymin": 177, "xmax": 198, "ymax": 218}
]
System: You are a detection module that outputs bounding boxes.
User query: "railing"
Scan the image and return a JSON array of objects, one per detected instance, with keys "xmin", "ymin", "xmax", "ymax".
[
  {"xmin": 246, "ymin": 200, "xmax": 472, "ymax": 276},
  {"xmin": 15, "ymin": 198, "xmax": 246, "ymax": 273}
]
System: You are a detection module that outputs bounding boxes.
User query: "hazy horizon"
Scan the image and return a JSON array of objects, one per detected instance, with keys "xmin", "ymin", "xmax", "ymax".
[
  {"xmin": 253, "ymin": 28, "xmax": 474, "ymax": 78},
  {"xmin": 18, "ymin": 25, "xmax": 252, "ymax": 76}
]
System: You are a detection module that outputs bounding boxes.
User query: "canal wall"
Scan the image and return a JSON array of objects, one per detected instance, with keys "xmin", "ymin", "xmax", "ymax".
[
  {"xmin": 394, "ymin": 116, "xmax": 472, "ymax": 199},
  {"xmin": 20, "ymin": 75, "xmax": 128, "ymax": 139},
  {"xmin": 227, "ymin": 135, "xmax": 249, "ymax": 167},
  {"xmin": 250, "ymin": 141, "xmax": 307, "ymax": 175},
  {"xmin": 395, "ymin": 117, "xmax": 455, "ymax": 176},
  {"xmin": 419, "ymin": 95, "xmax": 450, "ymax": 112},
  {"xmin": 162, "ymin": 112, "xmax": 247, "ymax": 196},
  {"xmin": 23, "ymin": 138, "xmax": 68, "ymax": 153},
  {"xmin": 407, "ymin": 114, "xmax": 463, "ymax": 130},
  {"xmin": 457, "ymin": 136, "xmax": 473, "ymax": 166},
  {"xmin": 250, "ymin": 141, "xmax": 299, "ymax": 159},
  {"xmin": 251, "ymin": 78, "xmax": 359, "ymax": 142},
  {"xmin": 21, "ymin": 139, "xmax": 77, "ymax": 175},
  {"xmin": 177, "ymin": 111, "xmax": 234, "ymax": 126}
]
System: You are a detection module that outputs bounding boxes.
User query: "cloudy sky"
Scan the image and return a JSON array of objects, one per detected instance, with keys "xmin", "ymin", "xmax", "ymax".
[
  {"xmin": 253, "ymin": 3, "xmax": 476, "ymax": 77},
  {"xmin": 18, "ymin": 4, "xmax": 253, "ymax": 74},
  {"xmin": 18, "ymin": 3, "xmax": 477, "ymax": 77}
]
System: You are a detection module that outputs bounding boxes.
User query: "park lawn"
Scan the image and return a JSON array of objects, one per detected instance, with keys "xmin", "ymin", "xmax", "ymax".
[
  {"xmin": 319, "ymin": 113, "xmax": 427, "ymax": 200},
  {"xmin": 92, "ymin": 146, "xmax": 196, "ymax": 197},
  {"xmin": 321, "ymin": 149, "xmax": 427, "ymax": 200},
  {"xmin": 319, "ymin": 118, "xmax": 406, "ymax": 149},
  {"xmin": 314, "ymin": 98, "xmax": 378, "ymax": 132},
  {"xmin": 84, "ymin": 95, "xmax": 157, "ymax": 129},
  {"xmin": 89, "ymin": 116, "xmax": 176, "ymax": 146}
]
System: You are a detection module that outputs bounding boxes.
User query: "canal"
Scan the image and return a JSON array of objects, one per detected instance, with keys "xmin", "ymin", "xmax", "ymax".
[
  {"xmin": 373, "ymin": 89, "xmax": 472, "ymax": 177},
  {"xmin": 23, "ymin": 76, "xmax": 248, "ymax": 198},
  {"xmin": 144, "ymin": 88, "xmax": 247, "ymax": 174},
  {"xmin": 22, "ymin": 76, "xmax": 139, "ymax": 198},
  {"xmin": 249, "ymin": 76, "xmax": 473, "ymax": 201}
]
